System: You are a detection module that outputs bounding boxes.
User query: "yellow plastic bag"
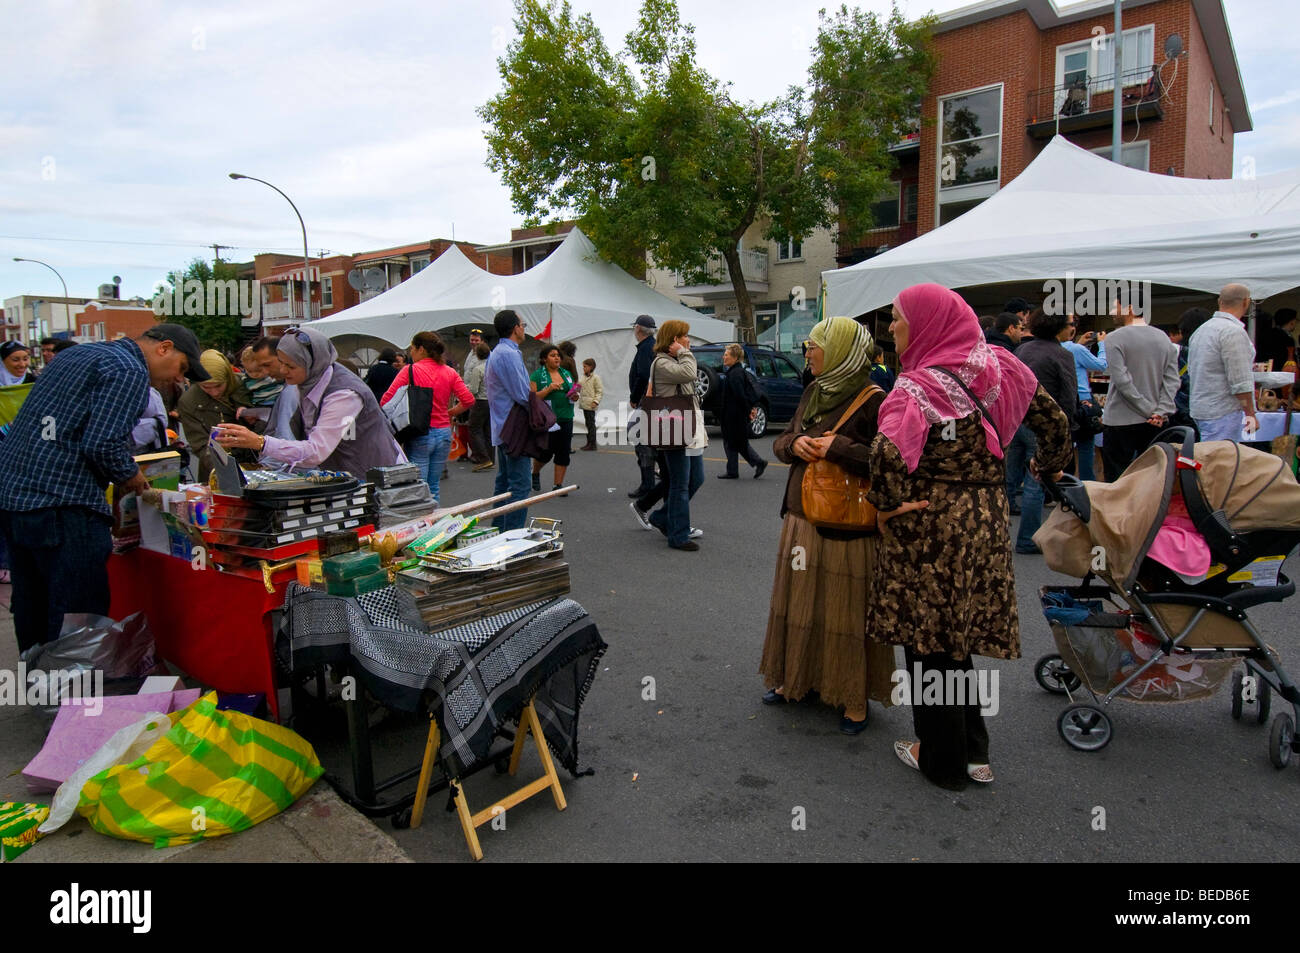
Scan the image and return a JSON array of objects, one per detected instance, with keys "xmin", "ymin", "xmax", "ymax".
[{"xmin": 77, "ymin": 692, "xmax": 323, "ymax": 848}]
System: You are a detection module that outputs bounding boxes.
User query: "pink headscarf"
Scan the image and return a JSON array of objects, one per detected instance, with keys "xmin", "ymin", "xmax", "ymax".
[{"xmin": 876, "ymin": 283, "xmax": 1039, "ymax": 473}]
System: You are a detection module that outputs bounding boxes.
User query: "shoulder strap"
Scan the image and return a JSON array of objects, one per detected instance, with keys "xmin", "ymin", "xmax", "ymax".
[
  {"xmin": 928, "ymin": 365, "xmax": 1003, "ymax": 445},
  {"xmin": 825, "ymin": 385, "xmax": 883, "ymax": 436}
]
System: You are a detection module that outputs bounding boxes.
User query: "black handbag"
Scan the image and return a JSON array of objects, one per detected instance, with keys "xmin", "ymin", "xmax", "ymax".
[{"xmin": 387, "ymin": 364, "xmax": 434, "ymax": 443}]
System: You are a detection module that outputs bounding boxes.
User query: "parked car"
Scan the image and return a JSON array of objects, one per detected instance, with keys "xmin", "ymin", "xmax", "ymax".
[{"xmin": 692, "ymin": 344, "xmax": 805, "ymax": 437}]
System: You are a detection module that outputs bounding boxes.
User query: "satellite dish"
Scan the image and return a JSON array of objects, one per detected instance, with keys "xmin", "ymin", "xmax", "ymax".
[
  {"xmin": 1164, "ymin": 33, "xmax": 1183, "ymax": 60},
  {"xmin": 363, "ymin": 268, "xmax": 385, "ymax": 292},
  {"xmin": 347, "ymin": 269, "xmax": 365, "ymax": 291}
]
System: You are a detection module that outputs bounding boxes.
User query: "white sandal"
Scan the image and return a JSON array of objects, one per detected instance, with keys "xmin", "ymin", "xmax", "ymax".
[
  {"xmin": 967, "ymin": 763, "xmax": 994, "ymax": 783},
  {"xmin": 894, "ymin": 740, "xmax": 921, "ymax": 771}
]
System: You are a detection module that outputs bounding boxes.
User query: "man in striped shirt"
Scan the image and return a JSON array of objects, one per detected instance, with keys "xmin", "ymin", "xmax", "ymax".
[{"xmin": 0, "ymin": 324, "xmax": 208, "ymax": 651}]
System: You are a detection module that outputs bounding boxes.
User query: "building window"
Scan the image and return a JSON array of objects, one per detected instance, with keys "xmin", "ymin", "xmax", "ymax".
[
  {"xmin": 1089, "ymin": 140, "xmax": 1150, "ymax": 171},
  {"xmin": 903, "ymin": 183, "xmax": 918, "ymax": 223},
  {"xmin": 869, "ymin": 183, "xmax": 901, "ymax": 229},
  {"xmin": 938, "ymin": 84, "xmax": 1002, "ymax": 224},
  {"xmin": 321, "ymin": 276, "xmax": 333, "ymax": 308},
  {"xmin": 776, "ymin": 238, "xmax": 802, "ymax": 261},
  {"xmin": 1209, "ymin": 83, "xmax": 1215, "ymax": 129},
  {"xmin": 1056, "ymin": 25, "xmax": 1155, "ymax": 98},
  {"xmin": 410, "ymin": 256, "xmax": 430, "ymax": 274}
]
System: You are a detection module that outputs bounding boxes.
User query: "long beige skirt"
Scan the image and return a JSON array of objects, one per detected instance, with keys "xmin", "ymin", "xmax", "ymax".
[{"xmin": 759, "ymin": 512, "xmax": 897, "ymax": 711}]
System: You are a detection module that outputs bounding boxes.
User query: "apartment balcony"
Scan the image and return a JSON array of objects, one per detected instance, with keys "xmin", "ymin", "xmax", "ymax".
[
  {"xmin": 261, "ymin": 301, "xmax": 320, "ymax": 325},
  {"xmin": 675, "ymin": 249, "xmax": 769, "ymax": 299},
  {"xmin": 1026, "ymin": 66, "xmax": 1164, "ymax": 139}
]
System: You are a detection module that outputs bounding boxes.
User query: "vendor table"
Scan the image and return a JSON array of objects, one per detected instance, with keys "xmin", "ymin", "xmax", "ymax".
[{"xmin": 108, "ymin": 548, "xmax": 286, "ymax": 720}]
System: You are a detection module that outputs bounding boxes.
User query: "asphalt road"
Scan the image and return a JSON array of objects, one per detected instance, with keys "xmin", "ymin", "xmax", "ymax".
[{"xmin": 364, "ymin": 432, "xmax": 1300, "ymax": 863}]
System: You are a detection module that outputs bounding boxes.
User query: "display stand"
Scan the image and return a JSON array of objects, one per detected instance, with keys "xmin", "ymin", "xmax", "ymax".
[{"xmin": 408, "ymin": 698, "xmax": 566, "ymax": 861}]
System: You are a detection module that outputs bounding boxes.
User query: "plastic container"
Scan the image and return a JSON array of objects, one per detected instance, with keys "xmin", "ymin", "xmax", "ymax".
[{"xmin": 322, "ymin": 550, "xmax": 381, "ymax": 583}]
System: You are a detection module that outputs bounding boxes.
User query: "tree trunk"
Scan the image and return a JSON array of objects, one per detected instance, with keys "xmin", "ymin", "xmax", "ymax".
[{"xmin": 721, "ymin": 245, "xmax": 755, "ymax": 343}]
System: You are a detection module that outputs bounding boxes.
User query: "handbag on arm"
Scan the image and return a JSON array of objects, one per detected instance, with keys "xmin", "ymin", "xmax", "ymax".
[{"xmin": 800, "ymin": 385, "xmax": 883, "ymax": 531}]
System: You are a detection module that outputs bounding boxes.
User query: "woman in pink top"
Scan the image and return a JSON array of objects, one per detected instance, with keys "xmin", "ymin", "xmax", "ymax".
[{"xmin": 381, "ymin": 330, "xmax": 474, "ymax": 504}]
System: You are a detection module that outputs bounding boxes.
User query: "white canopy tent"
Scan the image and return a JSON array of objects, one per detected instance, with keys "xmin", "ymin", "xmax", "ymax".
[
  {"xmin": 313, "ymin": 228, "xmax": 735, "ymax": 432},
  {"xmin": 823, "ymin": 136, "xmax": 1300, "ymax": 317}
]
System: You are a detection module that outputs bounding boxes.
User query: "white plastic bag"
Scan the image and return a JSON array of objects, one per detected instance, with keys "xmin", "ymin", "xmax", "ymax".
[{"xmin": 40, "ymin": 711, "xmax": 171, "ymax": 834}]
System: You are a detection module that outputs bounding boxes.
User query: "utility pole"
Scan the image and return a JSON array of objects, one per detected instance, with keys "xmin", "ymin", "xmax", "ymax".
[
  {"xmin": 1112, "ymin": 0, "xmax": 1124, "ymax": 162},
  {"xmin": 210, "ymin": 243, "xmax": 231, "ymax": 263}
]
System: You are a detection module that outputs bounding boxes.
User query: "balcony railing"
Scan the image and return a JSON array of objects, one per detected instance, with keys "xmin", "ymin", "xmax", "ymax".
[
  {"xmin": 1026, "ymin": 65, "xmax": 1164, "ymax": 138},
  {"xmin": 675, "ymin": 248, "xmax": 769, "ymax": 290},
  {"xmin": 262, "ymin": 301, "xmax": 320, "ymax": 322}
]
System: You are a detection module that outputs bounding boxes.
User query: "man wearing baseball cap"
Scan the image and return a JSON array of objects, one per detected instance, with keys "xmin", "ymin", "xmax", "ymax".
[{"xmin": 0, "ymin": 322, "xmax": 208, "ymax": 652}]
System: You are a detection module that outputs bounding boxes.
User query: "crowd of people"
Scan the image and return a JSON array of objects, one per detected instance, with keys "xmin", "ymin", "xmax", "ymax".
[{"xmin": 0, "ymin": 286, "xmax": 1293, "ymax": 797}]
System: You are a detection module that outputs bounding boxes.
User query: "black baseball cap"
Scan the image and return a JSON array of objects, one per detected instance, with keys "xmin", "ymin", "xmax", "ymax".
[
  {"xmin": 632, "ymin": 314, "xmax": 657, "ymax": 329},
  {"xmin": 143, "ymin": 323, "xmax": 209, "ymax": 381}
]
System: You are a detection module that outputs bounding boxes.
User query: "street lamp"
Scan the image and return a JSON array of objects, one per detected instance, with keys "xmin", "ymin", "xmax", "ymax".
[
  {"xmin": 229, "ymin": 173, "xmax": 313, "ymax": 322},
  {"xmin": 13, "ymin": 257, "xmax": 70, "ymax": 343}
]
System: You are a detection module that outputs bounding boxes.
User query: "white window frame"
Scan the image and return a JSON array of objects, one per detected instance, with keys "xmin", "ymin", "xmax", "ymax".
[
  {"xmin": 1209, "ymin": 82, "xmax": 1215, "ymax": 129},
  {"xmin": 902, "ymin": 182, "xmax": 918, "ymax": 223},
  {"xmin": 1056, "ymin": 24, "xmax": 1155, "ymax": 96},
  {"xmin": 775, "ymin": 238, "xmax": 802, "ymax": 262},
  {"xmin": 868, "ymin": 181, "xmax": 902, "ymax": 231},
  {"xmin": 937, "ymin": 82, "xmax": 1003, "ymax": 222},
  {"xmin": 410, "ymin": 255, "xmax": 430, "ymax": 275},
  {"xmin": 1089, "ymin": 140, "xmax": 1150, "ymax": 171},
  {"xmin": 321, "ymin": 275, "xmax": 333, "ymax": 308}
]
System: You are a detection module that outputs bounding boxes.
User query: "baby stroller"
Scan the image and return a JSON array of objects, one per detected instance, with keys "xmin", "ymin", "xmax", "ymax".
[{"xmin": 1032, "ymin": 428, "xmax": 1300, "ymax": 768}]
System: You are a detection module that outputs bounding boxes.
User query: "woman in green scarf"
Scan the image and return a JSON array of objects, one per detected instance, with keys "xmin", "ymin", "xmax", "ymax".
[
  {"xmin": 178, "ymin": 350, "xmax": 254, "ymax": 481},
  {"xmin": 758, "ymin": 316, "xmax": 897, "ymax": 734}
]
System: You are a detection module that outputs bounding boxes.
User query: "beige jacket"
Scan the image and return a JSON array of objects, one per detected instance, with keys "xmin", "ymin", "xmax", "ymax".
[
  {"xmin": 649, "ymin": 350, "xmax": 698, "ymax": 398},
  {"xmin": 578, "ymin": 373, "xmax": 603, "ymax": 410}
]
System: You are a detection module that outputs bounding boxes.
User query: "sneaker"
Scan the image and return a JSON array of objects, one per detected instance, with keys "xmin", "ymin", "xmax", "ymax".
[
  {"xmin": 688, "ymin": 527, "xmax": 703, "ymax": 539},
  {"xmin": 670, "ymin": 540, "xmax": 700, "ymax": 551},
  {"xmin": 472, "ymin": 460, "xmax": 494, "ymax": 472},
  {"xmin": 531, "ymin": 473, "xmax": 541, "ymax": 492},
  {"xmin": 552, "ymin": 484, "xmax": 563, "ymax": 492},
  {"xmin": 754, "ymin": 459, "xmax": 768, "ymax": 479},
  {"xmin": 629, "ymin": 501, "xmax": 652, "ymax": 530}
]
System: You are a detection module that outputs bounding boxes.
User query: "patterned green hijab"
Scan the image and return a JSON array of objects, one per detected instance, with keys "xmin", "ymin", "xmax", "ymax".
[{"xmin": 803, "ymin": 316, "xmax": 875, "ymax": 426}]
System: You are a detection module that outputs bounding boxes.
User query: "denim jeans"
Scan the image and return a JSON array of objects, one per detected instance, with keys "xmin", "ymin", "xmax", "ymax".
[
  {"xmin": 648, "ymin": 450, "xmax": 704, "ymax": 546},
  {"xmin": 1075, "ymin": 436, "xmax": 1096, "ymax": 481},
  {"xmin": 493, "ymin": 444, "xmax": 532, "ymax": 531},
  {"xmin": 1015, "ymin": 470, "xmax": 1045, "ymax": 552},
  {"xmin": 0, "ymin": 507, "xmax": 113, "ymax": 653},
  {"xmin": 407, "ymin": 427, "xmax": 452, "ymax": 502},
  {"xmin": 1005, "ymin": 424, "xmax": 1036, "ymax": 510},
  {"xmin": 1196, "ymin": 410, "xmax": 1245, "ymax": 442}
]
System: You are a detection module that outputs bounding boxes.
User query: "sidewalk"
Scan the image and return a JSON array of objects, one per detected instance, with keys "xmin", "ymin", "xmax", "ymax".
[{"xmin": 0, "ymin": 590, "xmax": 410, "ymax": 864}]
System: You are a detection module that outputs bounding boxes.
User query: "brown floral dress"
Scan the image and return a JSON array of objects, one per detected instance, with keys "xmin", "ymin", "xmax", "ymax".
[{"xmin": 865, "ymin": 386, "xmax": 1073, "ymax": 661}]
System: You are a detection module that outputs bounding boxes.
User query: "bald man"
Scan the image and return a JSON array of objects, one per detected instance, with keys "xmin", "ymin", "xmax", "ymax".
[{"xmin": 1188, "ymin": 283, "xmax": 1258, "ymax": 441}]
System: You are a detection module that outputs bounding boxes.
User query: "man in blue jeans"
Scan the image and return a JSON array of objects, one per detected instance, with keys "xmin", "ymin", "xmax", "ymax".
[
  {"xmin": 0, "ymin": 324, "xmax": 208, "ymax": 652},
  {"xmin": 484, "ymin": 309, "xmax": 534, "ymax": 531}
]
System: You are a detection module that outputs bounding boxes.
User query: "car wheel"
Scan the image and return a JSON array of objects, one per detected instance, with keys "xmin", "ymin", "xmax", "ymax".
[
  {"xmin": 749, "ymin": 403, "xmax": 768, "ymax": 437},
  {"xmin": 696, "ymin": 365, "xmax": 721, "ymax": 413}
]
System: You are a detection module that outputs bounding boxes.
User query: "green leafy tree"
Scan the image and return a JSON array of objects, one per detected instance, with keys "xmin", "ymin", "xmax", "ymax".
[
  {"xmin": 152, "ymin": 258, "xmax": 245, "ymax": 353},
  {"xmin": 479, "ymin": 0, "xmax": 936, "ymax": 340}
]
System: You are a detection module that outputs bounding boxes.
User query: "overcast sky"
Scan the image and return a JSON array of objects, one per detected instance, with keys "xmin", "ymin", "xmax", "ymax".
[{"xmin": 0, "ymin": 0, "xmax": 1293, "ymax": 305}]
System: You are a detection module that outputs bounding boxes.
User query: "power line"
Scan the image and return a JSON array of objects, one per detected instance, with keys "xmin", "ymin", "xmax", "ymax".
[{"xmin": 0, "ymin": 234, "xmax": 316, "ymax": 254}]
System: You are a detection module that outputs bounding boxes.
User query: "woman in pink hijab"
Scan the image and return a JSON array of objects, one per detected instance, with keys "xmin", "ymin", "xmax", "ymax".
[{"xmin": 866, "ymin": 283, "xmax": 1072, "ymax": 789}]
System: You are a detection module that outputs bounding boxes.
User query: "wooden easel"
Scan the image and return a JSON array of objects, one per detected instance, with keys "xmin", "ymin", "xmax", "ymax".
[{"xmin": 408, "ymin": 698, "xmax": 567, "ymax": 860}]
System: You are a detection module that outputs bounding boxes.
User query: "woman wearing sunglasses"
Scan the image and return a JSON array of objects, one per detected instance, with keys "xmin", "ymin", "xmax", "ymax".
[{"xmin": 215, "ymin": 326, "xmax": 404, "ymax": 477}]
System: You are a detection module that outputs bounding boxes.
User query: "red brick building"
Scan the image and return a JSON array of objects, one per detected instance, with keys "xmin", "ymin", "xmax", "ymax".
[
  {"xmin": 74, "ymin": 302, "xmax": 158, "ymax": 341},
  {"xmin": 838, "ymin": 0, "xmax": 1249, "ymax": 265},
  {"xmin": 255, "ymin": 240, "xmax": 511, "ymax": 331}
]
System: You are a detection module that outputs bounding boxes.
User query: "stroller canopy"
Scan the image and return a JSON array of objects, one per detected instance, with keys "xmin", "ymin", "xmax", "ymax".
[{"xmin": 1038, "ymin": 441, "xmax": 1300, "ymax": 588}]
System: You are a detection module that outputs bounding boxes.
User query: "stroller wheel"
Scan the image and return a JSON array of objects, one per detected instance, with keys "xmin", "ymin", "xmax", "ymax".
[
  {"xmin": 1231, "ymin": 669, "xmax": 1244, "ymax": 720},
  {"xmin": 1059, "ymin": 704, "xmax": 1113, "ymax": 752},
  {"xmin": 1256, "ymin": 679, "xmax": 1272, "ymax": 725},
  {"xmin": 1268, "ymin": 713, "xmax": 1294, "ymax": 770},
  {"xmin": 1035, "ymin": 654, "xmax": 1080, "ymax": 695}
]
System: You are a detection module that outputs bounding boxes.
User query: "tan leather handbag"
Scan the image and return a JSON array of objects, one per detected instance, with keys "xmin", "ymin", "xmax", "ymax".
[{"xmin": 800, "ymin": 385, "xmax": 882, "ymax": 532}]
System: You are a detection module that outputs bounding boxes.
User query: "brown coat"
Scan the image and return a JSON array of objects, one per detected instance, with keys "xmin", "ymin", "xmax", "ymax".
[{"xmin": 773, "ymin": 385, "xmax": 886, "ymax": 523}]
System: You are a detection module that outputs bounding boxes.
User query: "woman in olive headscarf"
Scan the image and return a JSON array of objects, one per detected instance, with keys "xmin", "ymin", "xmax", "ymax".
[
  {"xmin": 758, "ymin": 316, "xmax": 897, "ymax": 734},
  {"xmin": 178, "ymin": 350, "xmax": 254, "ymax": 481},
  {"xmin": 214, "ymin": 326, "xmax": 404, "ymax": 478}
]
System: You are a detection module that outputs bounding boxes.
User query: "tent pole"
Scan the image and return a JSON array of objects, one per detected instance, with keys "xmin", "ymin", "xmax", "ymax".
[{"xmin": 1112, "ymin": 0, "xmax": 1123, "ymax": 163}]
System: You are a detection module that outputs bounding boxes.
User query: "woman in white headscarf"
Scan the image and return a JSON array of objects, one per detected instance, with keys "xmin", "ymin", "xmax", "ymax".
[
  {"xmin": 215, "ymin": 326, "xmax": 404, "ymax": 477},
  {"xmin": 0, "ymin": 342, "xmax": 36, "ymax": 386}
]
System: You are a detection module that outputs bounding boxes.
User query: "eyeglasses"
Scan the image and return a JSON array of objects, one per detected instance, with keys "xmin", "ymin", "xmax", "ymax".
[{"xmin": 286, "ymin": 327, "xmax": 315, "ymax": 363}]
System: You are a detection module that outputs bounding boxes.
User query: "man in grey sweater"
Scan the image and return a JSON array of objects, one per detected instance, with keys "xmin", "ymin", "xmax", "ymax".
[
  {"xmin": 1100, "ymin": 302, "xmax": 1180, "ymax": 481},
  {"xmin": 1188, "ymin": 283, "xmax": 1258, "ymax": 441}
]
